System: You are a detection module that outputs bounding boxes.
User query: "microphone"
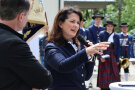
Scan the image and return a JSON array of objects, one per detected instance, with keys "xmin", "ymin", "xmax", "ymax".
[
  {"xmin": 101, "ymin": 54, "xmax": 110, "ymax": 59},
  {"xmin": 77, "ymin": 35, "xmax": 90, "ymax": 47},
  {"xmin": 78, "ymin": 35, "xmax": 110, "ymax": 59}
]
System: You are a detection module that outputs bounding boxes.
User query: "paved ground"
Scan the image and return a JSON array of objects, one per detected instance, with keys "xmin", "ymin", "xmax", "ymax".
[{"xmin": 85, "ymin": 60, "xmax": 135, "ymax": 90}]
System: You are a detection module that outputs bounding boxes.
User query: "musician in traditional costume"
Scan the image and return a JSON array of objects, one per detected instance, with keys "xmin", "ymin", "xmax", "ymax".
[
  {"xmin": 79, "ymin": 19, "xmax": 88, "ymax": 39},
  {"xmin": 87, "ymin": 13, "xmax": 105, "ymax": 44},
  {"xmin": 79, "ymin": 19, "xmax": 89, "ymax": 48},
  {"xmin": 87, "ymin": 13, "xmax": 105, "ymax": 88},
  {"xmin": 118, "ymin": 23, "xmax": 134, "ymax": 81},
  {"xmin": 97, "ymin": 21, "xmax": 120, "ymax": 90},
  {"xmin": 39, "ymin": 26, "xmax": 49, "ymax": 67}
]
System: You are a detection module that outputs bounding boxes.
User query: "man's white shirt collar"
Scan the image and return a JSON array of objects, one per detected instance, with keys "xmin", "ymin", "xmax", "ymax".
[{"xmin": 121, "ymin": 32, "xmax": 128, "ymax": 36}]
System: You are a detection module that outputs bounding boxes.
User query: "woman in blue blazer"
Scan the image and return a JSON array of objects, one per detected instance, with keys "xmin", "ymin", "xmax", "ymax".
[
  {"xmin": 97, "ymin": 21, "xmax": 120, "ymax": 90},
  {"xmin": 44, "ymin": 7, "xmax": 110, "ymax": 90}
]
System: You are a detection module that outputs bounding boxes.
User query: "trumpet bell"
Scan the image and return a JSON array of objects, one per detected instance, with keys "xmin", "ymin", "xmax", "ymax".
[{"xmin": 120, "ymin": 58, "xmax": 130, "ymax": 69}]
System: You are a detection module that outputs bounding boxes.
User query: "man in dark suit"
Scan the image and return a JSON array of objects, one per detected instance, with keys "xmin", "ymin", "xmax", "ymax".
[
  {"xmin": 0, "ymin": 0, "xmax": 52, "ymax": 90},
  {"xmin": 87, "ymin": 14, "xmax": 105, "ymax": 88}
]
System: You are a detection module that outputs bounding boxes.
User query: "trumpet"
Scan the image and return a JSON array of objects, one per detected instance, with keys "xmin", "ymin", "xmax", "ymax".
[{"xmin": 120, "ymin": 58, "xmax": 130, "ymax": 69}]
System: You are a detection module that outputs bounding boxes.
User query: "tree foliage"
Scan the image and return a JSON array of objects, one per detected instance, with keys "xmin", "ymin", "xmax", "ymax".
[
  {"xmin": 82, "ymin": 0, "xmax": 135, "ymax": 34},
  {"xmin": 121, "ymin": 0, "xmax": 135, "ymax": 32}
]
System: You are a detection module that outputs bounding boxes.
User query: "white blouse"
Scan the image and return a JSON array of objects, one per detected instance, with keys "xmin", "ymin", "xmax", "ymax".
[{"xmin": 68, "ymin": 40, "xmax": 93, "ymax": 62}]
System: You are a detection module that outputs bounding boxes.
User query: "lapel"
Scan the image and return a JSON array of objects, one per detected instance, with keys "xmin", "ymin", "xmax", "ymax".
[
  {"xmin": 113, "ymin": 33, "xmax": 116, "ymax": 42},
  {"xmin": 126, "ymin": 34, "xmax": 132, "ymax": 45},
  {"xmin": 65, "ymin": 43, "xmax": 76, "ymax": 54},
  {"xmin": 103, "ymin": 31, "xmax": 109, "ymax": 41},
  {"xmin": 121, "ymin": 33, "xmax": 129, "ymax": 45},
  {"xmin": 92, "ymin": 25, "xmax": 98, "ymax": 40}
]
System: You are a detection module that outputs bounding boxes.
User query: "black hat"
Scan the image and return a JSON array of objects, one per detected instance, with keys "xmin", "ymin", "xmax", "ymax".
[
  {"xmin": 120, "ymin": 23, "xmax": 128, "ymax": 27},
  {"xmin": 104, "ymin": 21, "xmax": 116, "ymax": 27},
  {"xmin": 92, "ymin": 13, "xmax": 104, "ymax": 20}
]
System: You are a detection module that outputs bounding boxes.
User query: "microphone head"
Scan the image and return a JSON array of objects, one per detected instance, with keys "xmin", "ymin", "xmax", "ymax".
[
  {"xmin": 101, "ymin": 54, "xmax": 110, "ymax": 59},
  {"xmin": 77, "ymin": 35, "xmax": 90, "ymax": 47}
]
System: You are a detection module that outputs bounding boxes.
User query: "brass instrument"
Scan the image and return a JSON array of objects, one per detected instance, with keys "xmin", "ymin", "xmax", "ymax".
[{"xmin": 120, "ymin": 58, "xmax": 130, "ymax": 69}]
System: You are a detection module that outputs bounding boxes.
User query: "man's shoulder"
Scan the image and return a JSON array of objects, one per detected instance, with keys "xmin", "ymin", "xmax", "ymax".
[
  {"xmin": 0, "ymin": 28, "xmax": 25, "ymax": 47},
  {"xmin": 117, "ymin": 33, "xmax": 123, "ymax": 37},
  {"xmin": 99, "ymin": 30, "xmax": 106, "ymax": 34},
  {"xmin": 88, "ymin": 25, "xmax": 94, "ymax": 29},
  {"xmin": 0, "ymin": 28, "xmax": 27, "ymax": 56},
  {"xmin": 128, "ymin": 34, "xmax": 134, "ymax": 37},
  {"xmin": 0, "ymin": 28, "xmax": 22, "ymax": 39},
  {"xmin": 100, "ymin": 26, "xmax": 105, "ymax": 30},
  {"xmin": 114, "ymin": 33, "xmax": 120, "ymax": 38}
]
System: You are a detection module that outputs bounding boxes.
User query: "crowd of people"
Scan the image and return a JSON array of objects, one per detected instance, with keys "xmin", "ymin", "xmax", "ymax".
[
  {"xmin": 79, "ymin": 12, "xmax": 135, "ymax": 90},
  {"xmin": 79, "ymin": 13, "xmax": 135, "ymax": 90},
  {"xmin": 39, "ymin": 7, "xmax": 135, "ymax": 90},
  {"xmin": 0, "ymin": 0, "xmax": 135, "ymax": 90}
]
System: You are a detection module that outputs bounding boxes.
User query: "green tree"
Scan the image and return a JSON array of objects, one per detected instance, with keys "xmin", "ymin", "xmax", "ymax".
[
  {"xmin": 82, "ymin": 0, "xmax": 135, "ymax": 33},
  {"xmin": 121, "ymin": 0, "xmax": 135, "ymax": 32}
]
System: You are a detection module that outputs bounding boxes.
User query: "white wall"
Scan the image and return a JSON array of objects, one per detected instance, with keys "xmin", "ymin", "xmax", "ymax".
[
  {"xmin": 60, "ymin": 0, "xmax": 65, "ymax": 9},
  {"xmin": 43, "ymin": 0, "xmax": 59, "ymax": 29}
]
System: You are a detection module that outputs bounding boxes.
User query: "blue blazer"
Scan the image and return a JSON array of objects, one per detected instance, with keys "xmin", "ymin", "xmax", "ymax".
[
  {"xmin": 118, "ymin": 33, "xmax": 134, "ymax": 58},
  {"xmin": 79, "ymin": 27, "xmax": 88, "ymax": 40},
  {"xmin": 87, "ymin": 25, "xmax": 105, "ymax": 44},
  {"xmin": 99, "ymin": 31, "xmax": 120, "ymax": 62},
  {"xmin": 79, "ymin": 27, "xmax": 89, "ymax": 48},
  {"xmin": 44, "ymin": 42, "xmax": 95, "ymax": 90}
]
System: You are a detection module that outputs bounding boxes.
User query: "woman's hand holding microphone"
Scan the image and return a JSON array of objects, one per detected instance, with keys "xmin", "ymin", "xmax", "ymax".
[{"xmin": 85, "ymin": 42, "xmax": 110, "ymax": 56}]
